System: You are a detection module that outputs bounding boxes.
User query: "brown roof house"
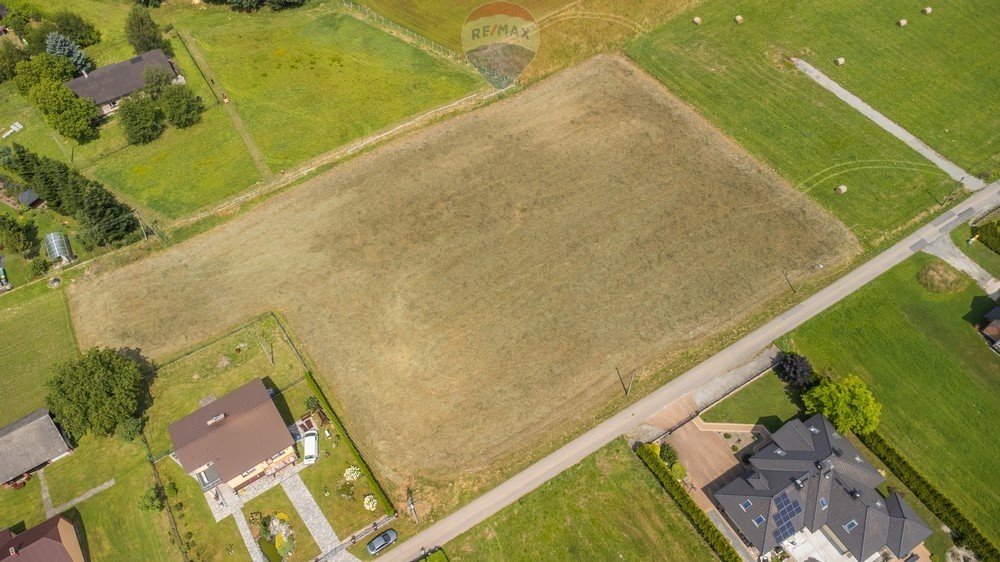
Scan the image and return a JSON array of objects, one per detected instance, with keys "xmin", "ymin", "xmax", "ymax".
[
  {"xmin": 65, "ymin": 49, "xmax": 183, "ymax": 117},
  {"xmin": 0, "ymin": 515, "xmax": 85, "ymax": 562},
  {"xmin": 980, "ymin": 307, "xmax": 1000, "ymax": 352},
  {"xmin": 169, "ymin": 379, "xmax": 295, "ymax": 494},
  {"xmin": 0, "ymin": 409, "xmax": 72, "ymax": 487}
]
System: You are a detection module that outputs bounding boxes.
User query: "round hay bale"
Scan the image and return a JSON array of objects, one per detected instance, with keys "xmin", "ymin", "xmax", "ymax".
[
  {"xmin": 693, "ymin": 16, "xmax": 702, "ymax": 25},
  {"xmin": 917, "ymin": 259, "xmax": 968, "ymax": 294},
  {"xmin": 922, "ymin": 6, "xmax": 932, "ymax": 14},
  {"xmin": 835, "ymin": 57, "xmax": 846, "ymax": 66},
  {"xmin": 835, "ymin": 184, "xmax": 848, "ymax": 195},
  {"xmin": 734, "ymin": 15, "xmax": 744, "ymax": 24},
  {"xmin": 898, "ymin": 18, "xmax": 908, "ymax": 27}
]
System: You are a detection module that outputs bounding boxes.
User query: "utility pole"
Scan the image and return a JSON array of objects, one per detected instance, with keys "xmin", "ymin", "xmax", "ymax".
[
  {"xmin": 626, "ymin": 368, "xmax": 637, "ymax": 396},
  {"xmin": 407, "ymin": 488, "xmax": 419, "ymax": 524}
]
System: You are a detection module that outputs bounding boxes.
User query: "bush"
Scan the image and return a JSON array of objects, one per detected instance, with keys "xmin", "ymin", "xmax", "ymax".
[
  {"xmin": 138, "ymin": 485, "xmax": 165, "ymax": 511},
  {"xmin": 671, "ymin": 462, "xmax": 687, "ymax": 481},
  {"xmin": 0, "ymin": 43, "xmax": 28, "ymax": 83},
  {"xmin": 636, "ymin": 444, "xmax": 741, "ymax": 562},
  {"xmin": 27, "ymin": 256, "xmax": 49, "ymax": 278},
  {"xmin": 119, "ymin": 95, "xmax": 164, "ymax": 145},
  {"xmin": 165, "ymin": 481, "xmax": 178, "ymax": 498},
  {"xmin": 160, "ymin": 84, "xmax": 203, "ymax": 128},
  {"xmin": 659, "ymin": 443, "xmax": 679, "ymax": 466},
  {"xmin": 858, "ymin": 432, "xmax": 999, "ymax": 561},
  {"xmin": 777, "ymin": 351, "xmax": 816, "ymax": 389},
  {"xmin": 115, "ymin": 417, "xmax": 143, "ymax": 441},
  {"xmin": 134, "ymin": 0, "xmax": 162, "ymax": 6},
  {"xmin": 0, "ymin": 214, "xmax": 31, "ymax": 254},
  {"xmin": 972, "ymin": 221, "xmax": 1000, "ymax": 255}
]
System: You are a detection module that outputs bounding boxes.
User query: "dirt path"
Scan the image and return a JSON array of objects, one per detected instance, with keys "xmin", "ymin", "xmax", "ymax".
[{"xmin": 178, "ymin": 31, "xmax": 273, "ymax": 180}]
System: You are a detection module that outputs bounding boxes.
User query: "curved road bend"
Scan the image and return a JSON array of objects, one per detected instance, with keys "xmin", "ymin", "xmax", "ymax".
[{"xmin": 381, "ymin": 179, "xmax": 1000, "ymax": 561}]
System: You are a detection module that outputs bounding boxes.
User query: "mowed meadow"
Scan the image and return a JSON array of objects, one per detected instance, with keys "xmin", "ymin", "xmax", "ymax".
[
  {"xmin": 628, "ymin": 0, "xmax": 1000, "ymax": 247},
  {"xmin": 67, "ymin": 56, "xmax": 857, "ymax": 515}
]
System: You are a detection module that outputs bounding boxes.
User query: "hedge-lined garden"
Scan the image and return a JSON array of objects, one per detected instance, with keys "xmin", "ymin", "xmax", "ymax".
[
  {"xmin": 858, "ymin": 432, "xmax": 999, "ymax": 561},
  {"xmin": 635, "ymin": 443, "xmax": 740, "ymax": 562}
]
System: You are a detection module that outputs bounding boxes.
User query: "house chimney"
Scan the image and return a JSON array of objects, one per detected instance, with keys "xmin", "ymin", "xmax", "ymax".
[
  {"xmin": 207, "ymin": 413, "xmax": 226, "ymax": 426},
  {"xmin": 82, "ymin": 69, "xmax": 88, "ymax": 79},
  {"xmin": 9, "ymin": 546, "xmax": 17, "ymax": 557}
]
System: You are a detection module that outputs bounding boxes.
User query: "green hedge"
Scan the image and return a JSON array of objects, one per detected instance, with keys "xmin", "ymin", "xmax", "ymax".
[
  {"xmin": 972, "ymin": 221, "xmax": 1000, "ymax": 255},
  {"xmin": 635, "ymin": 444, "xmax": 741, "ymax": 562},
  {"xmin": 858, "ymin": 432, "xmax": 999, "ymax": 560},
  {"xmin": 304, "ymin": 371, "xmax": 396, "ymax": 515}
]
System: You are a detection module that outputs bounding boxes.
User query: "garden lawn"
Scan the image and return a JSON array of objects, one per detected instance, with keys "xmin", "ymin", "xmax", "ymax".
[
  {"xmin": 88, "ymin": 105, "xmax": 260, "ymax": 218},
  {"xmin": 158, "ymin": 459, "xmax": 245, "ymax": 562},
  {"xmin": 41, "ymin": 0, "xmax": 137, "ymax": 66},
  {"xmin": 298, "ymin": 419, "xmax": 388, "ymax": 538},
  {"xmin": 0, "ymin": 477, "xmax": 45, "ymax": 532},
  {"xmin": 446, "ymin": 438, "xmax": 717, "ymax": 561},
  {"xmin": 952, "ymin": 222, "xmax": 1000, "ymax": 281},
  {"xmin": 242, "ymin": 486, "xmax": 320, "ymax": 562},
  {"xmin": 64, "ymin": 461, "xmax": 181, "ymax": 561},
  {"xmin": 781, "ymin": 253, "xmax": 1000, "ymax": 544},
  {"xmin": 700, "ymin": 371, "xmax": 802, "ymax": 432},
  {"xmin": 628, "ymin": 0, "xmax": 974, "ymax": 247},
  {"xmin": 43, "ymin": 434, "xmax": 148, "ymax": 508},
  {"xmin": 144, "ymin": 316, "xmax": 308, "ymax": 458},
  {"xmin": 174, "ymin": 1, "xmax": 483, "ymax": 170},
  {"xmin": 0, "ymin": 282, "xmax": 78, "ymax": 427}
]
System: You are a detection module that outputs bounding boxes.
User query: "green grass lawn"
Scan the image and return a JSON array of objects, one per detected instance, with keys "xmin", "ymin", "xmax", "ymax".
[
  {"xmin": 952, "ymin": 221, "xmax": 1000, "ymax": 280},
  {"xmin": 627, "ymin": 0, "xmax": 976, "ymax": 247},
  {"xmin": 781, "ymin": 253, "xmax": 1000, "ymax": 544},
  {"xmin": 243, "ymin": 486, "xmax": 321, "ymax": 562},
  {"xmin": 0, "ymin": 477, "xmax": 45, "ymax": 532},
  {"xmin": 43, "ymin": 435, "xmax": 148, "ymax": 507},
  {"xmin": 158, "ymin": 459, "xmax": 245, "ymax": 562},
  {"xmin": 64, "ymin": 461, "xmax": 181, "ymax": 561},
  {"xmin": 298, "ymin": 417, "xmax": 388, "ymax": 538},
  {"xmin": 701, "ymin": 371, "xmax": 802, "ymax": 432},
  {"xmin": 173, "ymin": 0, "xmax": 483, "ymax": 170},
  {"xmin": 0, "ymin": 202, "xmax": 101, "ymax": 286},
  {"xmin": 445, "ymin": 438, "xmax": 717, "ymax": 561},
  {"xmin": 0, "ymin": 282, "xmax": 78, "ymax": 427},
  {"xmin": 144, "ymin": 316, "xmax": 308, "ymax": 457},
  {"xmin": 42, "ymin": 0, "xmax": 138, "ymax": 66}
]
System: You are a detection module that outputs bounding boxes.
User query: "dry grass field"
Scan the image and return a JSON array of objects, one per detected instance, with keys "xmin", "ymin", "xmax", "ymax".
[{"xmin": 67, "ymin": 55, "xmax": 856, "ymax": 501}]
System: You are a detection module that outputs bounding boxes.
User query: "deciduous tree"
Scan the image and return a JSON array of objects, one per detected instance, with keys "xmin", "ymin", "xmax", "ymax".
[
  {"xmin": 119, "ymin": 95, "xmax": 165, "ymax": 144},
  {"xmin": 0, "ymin": 43, "xmax": 28, "ymax": 83},
  {"xmin": 52, "ymin": 11, "xmax": 101, "ymax": 47},
  {"xmin": 802, "ymin": 374, "xmax": 881, "ymax": 435},
  {"xmin": 777, "ymin": 351, "xmax": 816, "ymax": 389},
  {"xmin": 46, "ymin": 348, "xmax": 145, "ymax": 440},
  {"xmin": 125, "ymin": 7, "xmax": 167, "ymax": 55},
  {"xmin": 160, "ymin": 83, "xmax": 202, "ymax": 127},
  {"xmin": 12, "ymin": 52, "xmax": 74, "ymax": 95}
]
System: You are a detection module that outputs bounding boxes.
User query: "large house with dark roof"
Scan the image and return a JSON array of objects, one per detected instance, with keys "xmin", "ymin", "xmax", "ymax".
[
  {"xmin": 0, "ymin": 515, "xmax": 85, "ymax": 562},
  {"xmin": 65, "ymin": 49, "xmax": 181, "ymax": 116},
  {"xmin": 169, "ymin": 378, "xmax": 295, "ymax": 493},
  {"xmin": 714, "ymin": 414, "xmax": 931, "ymax": 562},
  {"xmin": 0, "ymin": 409, "xmax": 72, "ymax": 487}
]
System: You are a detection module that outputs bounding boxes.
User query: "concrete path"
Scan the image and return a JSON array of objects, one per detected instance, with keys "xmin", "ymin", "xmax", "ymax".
[
  {"xmin": 923, "ymin": 235, "xmax": 1000, "ymax": 297},
  {"xmin": 38, "ymin": 469, "xmax": 52, "ymax": 516},
  {"xmin": 281, "ymin": 474, "xmax": 341, "ymax": 554},
  {"xmin": 792, "ymin": 58, "xmax": 985, "ymax": 191},
  {"xmin": 384, "ymin": 179, "xmax": 1000, "ymax": 561},
  {"xmin": 233, "ymin": 509, "xmax": 266, "ymax": 562},
  {"xmin": 45, "ymin": 477, "xmax": 115, "ymax": 518}
]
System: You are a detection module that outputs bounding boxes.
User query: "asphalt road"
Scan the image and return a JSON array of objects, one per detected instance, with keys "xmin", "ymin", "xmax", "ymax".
[{"xmin": 384, "ymin": 180, "xmax": 1000, "ymax": 561}]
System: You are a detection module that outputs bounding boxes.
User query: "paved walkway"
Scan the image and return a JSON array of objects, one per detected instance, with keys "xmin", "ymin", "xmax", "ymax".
[
  {"xmin": 281, "ymin": 474, "xmax": 341, "ymax": 553},
  {"xmin": 923, "ymin": 235, "xmax": 1000, "ymax": 297},
  {"xmin": 233, "ymin": 509, "xmax": 266, "ymax": 562},
  {"xmin": 791, "ymin": 58, "xmax": 985, "ymax": 191},
  {"xmin": 40, "ymin": 472, "xmax": 115, "ymax": 518}
]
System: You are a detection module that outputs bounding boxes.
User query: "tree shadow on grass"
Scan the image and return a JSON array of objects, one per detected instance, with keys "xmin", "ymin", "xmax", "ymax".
[
  {"xmin": 60, "ymin": 507, "xmax": 91, "ymax": 562},
  {"xmin": 116, "ymin": 347, "xmax": 158, "ymax": 416}
]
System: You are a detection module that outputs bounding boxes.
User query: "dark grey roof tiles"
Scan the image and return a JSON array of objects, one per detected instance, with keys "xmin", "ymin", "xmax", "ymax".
[
  {"xmin": 66, "ymin": 49, "xmax": 174, "ymax": 106},
  {"xmin": 0, "ymin": 409, "xmax": 71, "ymax": 483}
]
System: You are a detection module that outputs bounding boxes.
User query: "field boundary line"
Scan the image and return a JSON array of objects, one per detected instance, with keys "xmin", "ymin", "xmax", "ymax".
[
  {"xmin": 340, "ymin": 1, "xmax": 469, "ymax": 67},
  {"xmin": 166, "ymin": 86, "xmax": 506, "ymax": 230},
  {"xmin": 145, "ymin": 436, "xmax": 191, "ymax": 562}
]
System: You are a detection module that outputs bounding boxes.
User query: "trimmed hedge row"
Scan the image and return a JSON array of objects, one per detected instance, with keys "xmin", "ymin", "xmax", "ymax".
[
  {"xmin": 635, "ymin": 444, "xmax": 741, "ymax": 562},
  {"xmin": 304, "ymin": 371, "xmax": 396, "ymax": 515},
  {"xmin": 858, "ymin": 431, "xmax": 999, "ymax": 560}
]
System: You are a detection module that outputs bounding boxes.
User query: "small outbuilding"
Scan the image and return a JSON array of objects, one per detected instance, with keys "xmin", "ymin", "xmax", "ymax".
[
  {"xmin": 0, "ymin": 409, "xmax": 72, "ymax": 487},
  {"xmin": 16, "ymin": 189, "xmax": 41, "ymax": 208},
  {"xmin": 44, "ymin": 232, "xmax": 74, "ymax": 265}
]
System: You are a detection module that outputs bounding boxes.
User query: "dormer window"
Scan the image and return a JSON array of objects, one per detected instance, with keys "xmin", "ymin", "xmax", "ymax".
[{"xmin": 740, "ymin": 499, "xmax": 752, "ymax": 511}]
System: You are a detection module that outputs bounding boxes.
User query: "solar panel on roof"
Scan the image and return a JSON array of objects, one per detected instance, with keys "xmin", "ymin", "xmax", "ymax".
[{"xmin": 772, "ymin": 491, "xmax": 803, "ymax": 544}]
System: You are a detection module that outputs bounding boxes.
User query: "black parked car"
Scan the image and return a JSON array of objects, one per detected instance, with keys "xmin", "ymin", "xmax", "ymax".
[{"xmin": 366, "ymin": 529, "xmax": 398, "ymax": 556}]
